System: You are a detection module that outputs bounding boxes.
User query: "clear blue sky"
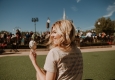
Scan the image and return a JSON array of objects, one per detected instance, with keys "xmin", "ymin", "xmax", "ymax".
[{"xmin": 0, "ymin": 0, "xmax": 115, "ymax": 34}]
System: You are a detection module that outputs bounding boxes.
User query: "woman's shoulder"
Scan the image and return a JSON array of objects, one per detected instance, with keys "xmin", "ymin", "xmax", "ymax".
[
  {"xmin": 48, "ymin": 47, "xmax": 64, "ymax": 56},
  {"xmin": 47, "ymin": 47, "xmax": 61, "ymax": 60}
]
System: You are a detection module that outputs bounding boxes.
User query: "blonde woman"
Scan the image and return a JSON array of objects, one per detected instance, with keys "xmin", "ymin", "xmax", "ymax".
[{"xmin": 29, "ymin": 20, "xmax": 83, "ymax": 80}]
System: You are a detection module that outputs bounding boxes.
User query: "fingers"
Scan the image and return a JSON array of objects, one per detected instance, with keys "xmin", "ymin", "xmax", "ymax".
[
  {"xmin": 30, "ymin": 50, "xmax": 36, "ymax": 57},
  {"xmin": 29, "ymin": 50, "xmax": 37, "ymax": 62},
  {"xmin": 29, "ymin": 51, "xmax": 33, "ymax": 60},
  {"xmin": 33, "ymin": 52, "xmax": 37, "ymax": 58},
  {"xmin": 29, "ymin": 50, "xmax": 36, "ymax": 57}
]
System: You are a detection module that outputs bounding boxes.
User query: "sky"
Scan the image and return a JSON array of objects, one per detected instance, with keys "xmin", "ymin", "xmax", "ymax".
[{"xmin": 0, "ymin": 0, "xmax": 115, "ymax": 34}]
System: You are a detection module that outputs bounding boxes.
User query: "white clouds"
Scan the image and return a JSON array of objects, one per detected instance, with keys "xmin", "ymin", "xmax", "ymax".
[
  {"xmin": 76, "ymin": 0, "xmax": 81, "ymax": 3},
  {"xmin": 71, "ymin": 0, "xmax": 81, "ymax": 11},
  {"xmin": 103, "ymin": 10, "xmax": 115, "ymax": 17},
  {"xmin": 71, "ymin": 6, "xmax": 77, "ymax": 11},
  {"xmin": 103, "ymin": 2, "xmax": 115, "ymax": 17}
]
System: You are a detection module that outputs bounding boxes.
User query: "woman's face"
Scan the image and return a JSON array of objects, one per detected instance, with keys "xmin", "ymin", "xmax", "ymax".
[{"xmin": 51, "ymin": 27, "xmax": 61, "ymax": 46}]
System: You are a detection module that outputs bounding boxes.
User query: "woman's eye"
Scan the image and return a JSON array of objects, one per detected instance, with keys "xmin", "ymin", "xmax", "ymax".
[
  {"xmin": 54, "ymin": 31, "xmax": 56, "ymax": 33},
  {"xmin": 52, "ymin": 31, "xmax": 56, "ymax": 33}
]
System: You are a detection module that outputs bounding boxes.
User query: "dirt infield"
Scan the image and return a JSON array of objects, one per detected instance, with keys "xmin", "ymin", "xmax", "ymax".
[{"xmin": 0, "ymin": 45, "xmax": 115, "ymax": 57}]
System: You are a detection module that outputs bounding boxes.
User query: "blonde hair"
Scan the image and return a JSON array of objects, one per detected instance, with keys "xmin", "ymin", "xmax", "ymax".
[{"xmin": 48, "ymin": 20, "xmax": 77, "ymax": 51}]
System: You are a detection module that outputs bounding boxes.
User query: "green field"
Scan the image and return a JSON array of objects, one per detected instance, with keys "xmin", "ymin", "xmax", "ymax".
[{"xmin": 0, "ymin": 50, "xmax": 115, "ymax": 80}]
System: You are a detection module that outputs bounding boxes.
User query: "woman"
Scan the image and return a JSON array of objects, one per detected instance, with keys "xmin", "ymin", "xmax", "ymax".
[{"xmin": 29, "ymin": 20, "xmax": 83, "ymax": 80}]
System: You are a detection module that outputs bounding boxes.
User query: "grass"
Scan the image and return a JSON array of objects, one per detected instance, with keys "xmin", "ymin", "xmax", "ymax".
[
  {"xmin": 0, "ymin": 50, "xmax": 115, "ymax": 80},
  {"xmin": 83, "ymin": 50, "xmax": 115, "ymax": 80},
  {"xmin": 0, "ymin": 56, "xmax": 46, "ymax": 80}
]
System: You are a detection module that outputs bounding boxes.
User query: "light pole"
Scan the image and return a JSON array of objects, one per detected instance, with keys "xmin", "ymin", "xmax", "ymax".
[
  {"xmin": 46, "ymin": 17, "xmax": 50, "ymax": 32},
  {"xmin": 32, "ymin": 17, "xmax": 38, "ymax": 40},
  {"xmin": 76, "ymin": 27, "xmax": 80, "ymax": 33},
  {"xmin": 13, "ymin": 27, "xmax": 21, "ymax": 31},
  {"xmin": 13, "ymin": 27, "xmax": 21, "ymax": 34}
]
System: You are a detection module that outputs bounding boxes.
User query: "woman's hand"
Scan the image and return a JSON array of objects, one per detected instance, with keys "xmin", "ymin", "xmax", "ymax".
[{"xmin": 29, "ymin": 49, "xmax": 37, "ymax": 64}]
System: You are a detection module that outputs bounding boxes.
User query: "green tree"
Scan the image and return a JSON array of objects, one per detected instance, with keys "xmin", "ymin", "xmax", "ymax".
[
  {"xmin": 112, "ymin": 20, "xmax": 115, "ymax": 31},
  {"xmin": 0, "ymin": 30, "xmax": 9, "ymax": 34},
  {"xmin": 95, "ymin": 17, "xmax": 115, "ymax": 35}
]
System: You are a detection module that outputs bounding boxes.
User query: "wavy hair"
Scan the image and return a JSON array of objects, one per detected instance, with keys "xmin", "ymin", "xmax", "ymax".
[{"xmin": 47, "ymin": 20, "xmax": 77, "ymax": 51}]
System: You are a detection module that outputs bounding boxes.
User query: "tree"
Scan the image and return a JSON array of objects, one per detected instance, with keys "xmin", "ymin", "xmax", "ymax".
[
  {"xmin": 95, "ymin": 17, "xmax": 115, "ymax": 35},
  {"xmin": 112, "ymin": 20, "xmax": 115, "ymax": 32},
  {"xmin": 0, "ymin": 30, "xmax": 9, "ymax": 34}
]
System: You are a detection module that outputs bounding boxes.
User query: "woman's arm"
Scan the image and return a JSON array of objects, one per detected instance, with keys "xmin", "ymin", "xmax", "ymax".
[{"xmin": 29, "ymin": 51, "xmax": 56, "ymax": 80}]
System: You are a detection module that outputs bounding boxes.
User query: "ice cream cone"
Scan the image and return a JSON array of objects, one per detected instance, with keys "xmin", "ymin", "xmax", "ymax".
[{"xmin": 29, "ymin": 40, "xmax": 37, "ymax": 53}]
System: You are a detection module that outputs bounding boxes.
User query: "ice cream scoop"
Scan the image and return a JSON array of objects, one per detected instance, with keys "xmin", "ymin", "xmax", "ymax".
[{"xmin": 29, "ymin": 40, "xmax": 37, "ymax": 50}]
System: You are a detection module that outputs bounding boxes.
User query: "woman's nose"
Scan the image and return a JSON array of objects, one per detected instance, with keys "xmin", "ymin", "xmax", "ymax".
[{"xmin": 51, "ymin": 33, "xmax": 54, "ymax": 37}]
